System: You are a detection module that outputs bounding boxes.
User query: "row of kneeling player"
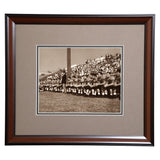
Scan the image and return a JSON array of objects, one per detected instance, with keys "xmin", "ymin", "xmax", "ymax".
[
  {"xmin": 67, "ymin": 85, "xmax": 120, "ymax": 98},
  {"xmin": 40, "ymin": 84, "xmax": 120, "ymax": 98}
]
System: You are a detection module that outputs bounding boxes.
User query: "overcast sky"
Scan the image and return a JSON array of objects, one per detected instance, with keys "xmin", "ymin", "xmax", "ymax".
[{"xmin": 38, "ymin": 47, "xmax": 122, "ymax": 73}]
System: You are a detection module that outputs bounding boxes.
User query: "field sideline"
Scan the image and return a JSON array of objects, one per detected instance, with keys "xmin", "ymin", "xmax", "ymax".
[{"xmin": 39, "ymin": 91, "xmax": 120, "ymax": 113}]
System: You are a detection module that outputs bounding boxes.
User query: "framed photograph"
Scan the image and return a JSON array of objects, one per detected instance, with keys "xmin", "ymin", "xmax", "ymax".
[
  {"xmin": 38, "ymin": 46, "xmax": 123, "ymax": 115},
  {"xmin": 5, "ymin": 14, "xmax": 154, "ymax": 145}
]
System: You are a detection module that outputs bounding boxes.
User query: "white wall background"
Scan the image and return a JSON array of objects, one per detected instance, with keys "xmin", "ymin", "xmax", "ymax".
[{"xmin": 0, "ymin": 0, "xmax": 159, "ymax": 159}]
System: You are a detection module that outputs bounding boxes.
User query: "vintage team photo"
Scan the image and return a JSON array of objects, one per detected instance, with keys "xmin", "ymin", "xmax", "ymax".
[{"xmin": 38, "ymin": 47, "xmax": 122, "ymax": 114}]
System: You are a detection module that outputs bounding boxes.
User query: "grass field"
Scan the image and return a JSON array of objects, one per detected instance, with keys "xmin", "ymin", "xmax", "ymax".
[{"xmin": 39, "ymin": 91, "xmax": 120, "ymax": 113}]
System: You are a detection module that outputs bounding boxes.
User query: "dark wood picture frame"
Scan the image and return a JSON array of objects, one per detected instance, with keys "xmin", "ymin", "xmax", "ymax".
[{"xmin": 5, "ymin": 14, "xmax": 155, "ymax": 146}]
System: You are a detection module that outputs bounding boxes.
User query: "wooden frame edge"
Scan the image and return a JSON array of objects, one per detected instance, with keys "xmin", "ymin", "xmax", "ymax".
[{"xmin": 5, "ymin": 14, "xmax": 155, "ymax": 146}]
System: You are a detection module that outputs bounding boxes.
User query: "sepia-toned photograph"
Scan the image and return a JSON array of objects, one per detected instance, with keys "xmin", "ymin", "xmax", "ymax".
[{"xmin": 38, "ymin": 46, "xmax": 122, "ymax": 114}]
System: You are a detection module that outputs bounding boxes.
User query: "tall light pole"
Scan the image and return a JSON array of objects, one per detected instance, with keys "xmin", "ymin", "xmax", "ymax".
[{"xmin": 67, "ymin": 48, "xmax": 71, "ymax": 78}]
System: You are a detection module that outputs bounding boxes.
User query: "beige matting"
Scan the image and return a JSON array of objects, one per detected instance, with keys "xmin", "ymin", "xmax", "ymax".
[{"xmin": 15, "ymin": 25, "xmax": 144, "ymax": 136}]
